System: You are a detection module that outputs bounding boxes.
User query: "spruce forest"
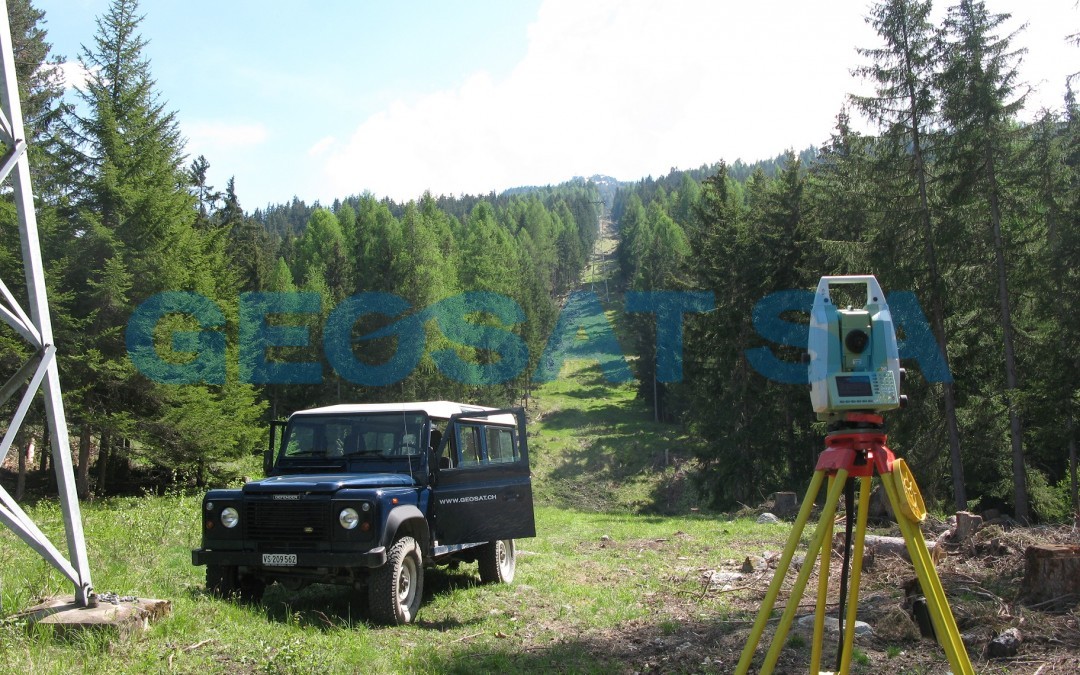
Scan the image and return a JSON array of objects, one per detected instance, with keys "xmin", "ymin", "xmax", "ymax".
[{"xmin": 1, "ymin": 0, "xmax": 1078, "ymax": 528}]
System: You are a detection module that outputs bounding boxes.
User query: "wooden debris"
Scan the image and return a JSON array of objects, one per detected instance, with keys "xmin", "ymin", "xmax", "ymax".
[{"xmin": 987, "ymin": 627, "xmax": 1023, "ymax": 657}]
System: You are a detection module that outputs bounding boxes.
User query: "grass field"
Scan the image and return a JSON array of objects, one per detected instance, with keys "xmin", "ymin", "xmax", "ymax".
[{"xmin": 0, "ymin": 494, "xmax": 796, "ymax": 674}]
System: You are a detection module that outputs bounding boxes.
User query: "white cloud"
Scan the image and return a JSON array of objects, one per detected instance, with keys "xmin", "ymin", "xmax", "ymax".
[
  {"xmin": 307, "ymin": 135, "xmax": 337, "ymax": 157},
  {"xmin": 315, "ymin": 0, "xmax": 1079, "ymax": 202},
  {"xmin": 53, "ymin": 61, "xmax": 95, "ymax": 90},
  {"xmin": 185, "ymin": 121, "xmax": 269, "ymax": 149}
]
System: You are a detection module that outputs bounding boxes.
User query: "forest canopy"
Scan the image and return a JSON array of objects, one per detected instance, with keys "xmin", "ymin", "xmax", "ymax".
[{"xmin": 0, "ymin": 0, "xmax": 1076, "ymax": 525}]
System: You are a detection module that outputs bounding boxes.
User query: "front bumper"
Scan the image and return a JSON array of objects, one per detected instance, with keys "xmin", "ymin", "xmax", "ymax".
[{"xmin": 192, "ymin": 547, "xmax": 387, "ymax": 569}]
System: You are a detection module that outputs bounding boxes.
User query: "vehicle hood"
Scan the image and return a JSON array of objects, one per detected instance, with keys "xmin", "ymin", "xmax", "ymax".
[{"xmin": 243, "ymin": 473, "xmax": 415, "ymax": 494}]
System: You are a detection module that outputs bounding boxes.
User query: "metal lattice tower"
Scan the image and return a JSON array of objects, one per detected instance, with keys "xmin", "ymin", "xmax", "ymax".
[{"xmin": 0, "ymin": 1, "xmax": 93, "ymax": 606}]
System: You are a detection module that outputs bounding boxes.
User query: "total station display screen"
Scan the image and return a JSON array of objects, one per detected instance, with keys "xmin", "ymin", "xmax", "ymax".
[{"xmin": 835, "ymin": 375, "xmax": 873, "ymax": 397}]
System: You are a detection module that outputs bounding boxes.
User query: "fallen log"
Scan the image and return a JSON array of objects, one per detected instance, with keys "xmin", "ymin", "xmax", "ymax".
[{"xmin": 833, "ymin": 533, "xmax": 940, "ymax": 564}]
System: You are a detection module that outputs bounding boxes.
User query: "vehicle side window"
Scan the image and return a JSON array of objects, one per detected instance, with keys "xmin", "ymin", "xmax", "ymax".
[
  {"xmin": 486, "ymin": 427, "xmax": 517, "ymax": 463},
  {"xmin": 431, "ymin": 427, "xmax": 452, "ymax": 469},
  {"xmin": 458, "ymin": 425, "xmax": 482, "ymax": 465}
]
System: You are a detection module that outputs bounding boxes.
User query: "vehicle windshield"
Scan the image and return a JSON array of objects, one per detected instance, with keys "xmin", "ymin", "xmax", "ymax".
[{"xmin": 280, "ymin": 413, "xmax": 427, "ymax": 460}]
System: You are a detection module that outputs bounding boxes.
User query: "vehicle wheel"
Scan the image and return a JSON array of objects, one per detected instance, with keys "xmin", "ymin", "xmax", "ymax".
[
  {"xmin": 206, "ymin": 564, "xmax": 239, "ymax": 598},
  {"xmin": 478, "ymin": 539, "xmax": 516, "ymax": 584},
  {"xmin": 237, "ymin": 574, "xmax": 266, "ymax": 603},
  {"xmin": 369, "ymin": 536, "xmax": 424, "ymax": 625}
]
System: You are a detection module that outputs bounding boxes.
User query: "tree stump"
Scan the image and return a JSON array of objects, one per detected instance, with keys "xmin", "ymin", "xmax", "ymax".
[
  {"xmin": 772, "ymin": 491, "xmax": 798, "ymax": 516},
  {"xmin": 1019, "ymin": 545, "xmax": 1080, "ymax": 606},
  {"xmin": 953, "ymin": 511, "xmax": 983, "ymax": 542}
]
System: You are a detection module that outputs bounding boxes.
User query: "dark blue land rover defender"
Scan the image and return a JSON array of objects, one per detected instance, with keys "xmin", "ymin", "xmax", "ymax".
[{"xmin": 191, "ymin": 401, "xmax": 536, "ymax": 624}]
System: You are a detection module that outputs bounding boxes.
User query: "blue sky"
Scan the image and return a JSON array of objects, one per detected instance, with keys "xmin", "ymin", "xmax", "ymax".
[{"xmin": 35, "ymin": 0, "xmax": 1080, "ymax": 211}]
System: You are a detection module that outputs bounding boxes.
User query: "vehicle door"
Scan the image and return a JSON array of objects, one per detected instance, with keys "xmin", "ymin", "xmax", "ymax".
[{"xmin": 430, "ymin": 408, "xmax": 536, "ymax": 544}]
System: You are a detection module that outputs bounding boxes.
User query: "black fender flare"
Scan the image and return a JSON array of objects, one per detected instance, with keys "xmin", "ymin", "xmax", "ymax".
[{"xmin": 381, "ymin": 505, "xmax": 430, "ymax": 553}]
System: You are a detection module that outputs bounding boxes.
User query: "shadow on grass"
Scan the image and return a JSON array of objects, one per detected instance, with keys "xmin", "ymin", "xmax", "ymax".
[
  {"xmin": 404, "ymin": 612, "xmax": 813, "ymax": 674},
  {"xmin": 538, "ymin": 403, "xmax": 635, "ymax": 432},
  {"xmin": 541, "ymin": 401, "xmax": 693, "ymax": 511},
  {"xmin": 233, "ymin": 567, "xmax": 487, "ymax": 630},
  {"xmin": 556, "ymin": 385, "xmax": 617, "ymax": 401},
  {"xmin": 189, "ymin": 567, "xmax": 488, "ymax": 631}
]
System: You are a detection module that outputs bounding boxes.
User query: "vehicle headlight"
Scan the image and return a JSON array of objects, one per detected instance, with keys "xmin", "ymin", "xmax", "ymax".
[
  {"xmin": 220, "ymin": 507, "xmax": 239, "ymax": 529},
  {"xmin": 339, "ymin": 507, "xmax": 359, "ymax": 530}
]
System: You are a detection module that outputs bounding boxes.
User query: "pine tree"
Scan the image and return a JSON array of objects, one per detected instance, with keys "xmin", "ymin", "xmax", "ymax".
[
  {"xmin": 220, "ymin": 177, "xmax": 269, "ymax": 291},
  {"xmin": 851, "ymin": 0, "xmax": 970, "ymax": 509},
  {"xmin": 680, "ymin": 165, "xmax": 768, "ymax": 506},
  {"xmin": 58, "ymin": 0, "xmax": 263, "ymax": 490},
  {"xmin": 297, "ymin": 208, "xmax": 352, "ymax": 301},
  {"xmin": 4, "ymin": 0, "xmax": 65, "ymax": 195},
  {"xmin": 455, "ymin": 201, "xmax": 525, "ymax": 402},
  {"xmin": 1, "ymin": 1, "xmax": 89, "ymax": 496},
  {"xmin": 1064, "ymin": 85, "xmax": 1080, "ymax": 513},
  {"xmin": 1018, "ymin": 109, "xmax": 1078, "ymax": 519},
  {"xmin": 188, "ymin": 155, "xmax": 220, "ymax": 226},
  {"xmin": 626, "ymin": 201, "xmax": 691, "ymax": 420},
  {"xmin": 937, "ymin": 0, "xmax": 1030, "ymax": 519},
  {"xmin": 805, "ymin": 110, "xmax": 874, "ymax": 272},
  {"xmin": 353, "ymin": 195, "xmax": 403, "ymax": 293}
]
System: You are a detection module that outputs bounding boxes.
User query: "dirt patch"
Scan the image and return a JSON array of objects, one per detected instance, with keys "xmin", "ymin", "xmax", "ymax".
[{"xmin": 545, "ymin": 523, "xmax": 1080, "ymax": 673}]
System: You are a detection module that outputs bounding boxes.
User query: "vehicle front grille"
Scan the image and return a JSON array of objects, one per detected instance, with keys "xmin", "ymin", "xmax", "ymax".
[{"xmin": 245, "ymin": 498, "xmax": 329, "ymax": 549}]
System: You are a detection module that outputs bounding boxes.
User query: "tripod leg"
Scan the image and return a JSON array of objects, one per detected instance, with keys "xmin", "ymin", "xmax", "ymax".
[
  {"xmin": 837, "ymin": 475, "xmax": 872, "ymax": 673},
  {"xmin": 759, "ymin": 469, "xmax": 850, "ymax": 674},
  {"xmin": 735, "ymin": 470, "xmax": 826, "ymax": 675},
  {"xmin": 809, "ymin": 475, "xmax": 836, "ymax": 675},
  {"xmin": 881, "ymin": 469, "xmax": 974, "ymax": 675}
]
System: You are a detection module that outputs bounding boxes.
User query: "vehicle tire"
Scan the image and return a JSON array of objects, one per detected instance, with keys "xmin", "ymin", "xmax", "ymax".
[
  {"xmin": 478, "ymin": 539, "xmax": 516, "ymax": 584},
  {"xmin": 237, "ymin": 574, "xmax": 266, "ymax": 603},
  {"xmin": 206, "ymin": 564, "xmax": 239, "ymax": 598},
  {"xmin": 369, "ymin": 536, "xmax": 424, "ymax": 625}
]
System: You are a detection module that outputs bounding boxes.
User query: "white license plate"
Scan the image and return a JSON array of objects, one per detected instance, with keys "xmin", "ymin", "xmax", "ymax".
[{"xmin": 262, "ymin": 553, "xmax": 297, "ymax": 566}]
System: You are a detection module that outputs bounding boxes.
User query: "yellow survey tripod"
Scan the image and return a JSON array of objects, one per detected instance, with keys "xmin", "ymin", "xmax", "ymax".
[{"xmin": 735, "ymin": 413, "xmax": 973, "ymax": 674}]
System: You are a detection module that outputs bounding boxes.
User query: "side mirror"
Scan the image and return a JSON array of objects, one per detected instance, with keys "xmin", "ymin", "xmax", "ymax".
[{"xmin": 263, "ymin": 448, "xmax": 274, "ymax": 477}]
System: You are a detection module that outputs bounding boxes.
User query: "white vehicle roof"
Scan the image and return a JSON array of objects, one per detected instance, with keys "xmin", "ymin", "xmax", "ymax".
[{"xmin": 291, "ymin": 400, "xmax": 517, "ymax": 426}]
